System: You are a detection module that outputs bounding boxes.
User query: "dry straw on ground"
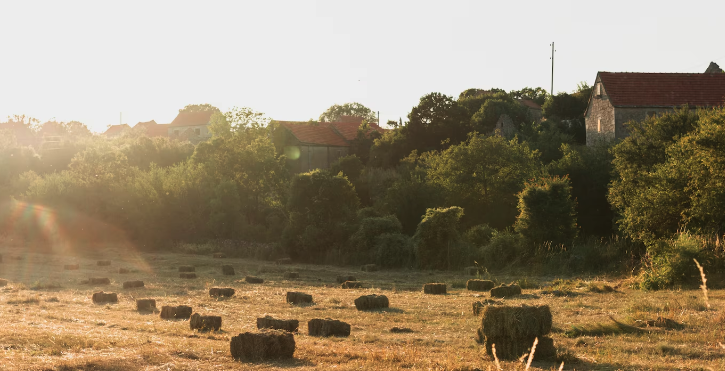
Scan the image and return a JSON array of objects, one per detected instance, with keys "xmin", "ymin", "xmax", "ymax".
[
  {"xmin": 284, "ymin": 272, "xmax": 300, "ymax": 279},
  {"xmin": 361, "ymin": 264, "xmax": 378, "ymax": 272},
  {"xmin": 97, "ymin": 260, "xmax": 111, "ymax": 266},
  {"xmin": 230, "ymin": 329, "xmax": 296, "ymax": 361},
  {"xmin": 179, "ymin": 273, "xmax": 197, "ymax": 279},
  {"xmin": 341, "ymin": 281, "xmax": 362, "ymax": 289}
]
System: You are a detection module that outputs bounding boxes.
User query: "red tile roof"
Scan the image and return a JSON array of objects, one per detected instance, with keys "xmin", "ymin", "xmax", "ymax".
[
  {"xmin": 104, "ymin": 124, "xmax": 130, "ymax": 136},
  {"xmin": 281, "ymin": 122, "xmax": 350, "ymax": 147},
  {"xmin": 516, "ymin": 98, "xmax": 542, "ymax": 110},
  {"xmin": 599, "ymin": 72, "xmax": 725, "ymax": 108},
  {"xmin": 169, "ymin": 111, "xmax": 214, "ymax": 127},
  {"xmin": 330, "ymin": 122, "xmax": 386, "ymax": 141},
  {"xmin": 134, "ymin": 120, "xmax": 169, "ymax": 137}
]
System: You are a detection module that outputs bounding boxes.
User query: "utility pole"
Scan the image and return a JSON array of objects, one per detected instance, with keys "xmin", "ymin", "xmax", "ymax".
[{"xmin": 550, "ymin": 42, "xmax": 556, "ymax": 96}]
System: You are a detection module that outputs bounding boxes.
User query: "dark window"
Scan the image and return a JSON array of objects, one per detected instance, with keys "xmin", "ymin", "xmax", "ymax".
[{"xmin": 194, "ymin": 128, "xmax": 201, "ymax": 136}]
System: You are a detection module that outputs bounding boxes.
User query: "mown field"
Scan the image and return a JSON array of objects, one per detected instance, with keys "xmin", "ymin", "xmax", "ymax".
[{"xmin": 0, "ymin": 245, "xmax": 723, "ymax": 371}]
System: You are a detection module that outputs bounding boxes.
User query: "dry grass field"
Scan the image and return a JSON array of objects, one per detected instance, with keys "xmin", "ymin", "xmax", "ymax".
[{"xmin": 1, "ymin": 245, "xmax": 724, "ymax": 370}]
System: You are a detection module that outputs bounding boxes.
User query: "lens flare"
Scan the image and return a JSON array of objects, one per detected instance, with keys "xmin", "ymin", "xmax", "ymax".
[{"xmin": 284, "ymin": 146, "xmax": 301, "ymax": 160}]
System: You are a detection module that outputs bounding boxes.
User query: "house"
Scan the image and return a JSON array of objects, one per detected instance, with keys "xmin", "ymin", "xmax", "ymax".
[
  {"xmin": 277, "ymin": 116, "xmax": 386, "ymax": 173},
  {"xmin": 168, "ymin": 111, "xmax": 214, "ymax": 139},
  {"xmin": 133, "ymin": 120, "xmax": 169, "ymax": 137},
  {"xmin": 585, "ymin": 62, "xmax": 725, "ymax": 146},
  {"xmin": 515, "ymin": 98, "xmax": 543, "ymax": 123},
  {"xmin": 103, "ymin": 124, "xmax": 131, "ymax": 138}
]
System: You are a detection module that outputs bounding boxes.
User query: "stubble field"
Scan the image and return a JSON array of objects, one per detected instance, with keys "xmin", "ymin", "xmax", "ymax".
[{"xmin": 0, "ymin": 245, "xmax": 724, "ymax": 371}]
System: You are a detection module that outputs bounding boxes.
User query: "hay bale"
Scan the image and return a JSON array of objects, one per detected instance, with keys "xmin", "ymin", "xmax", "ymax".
[
  {"xmin": 213, "ymin": 253, "xmax": 226, "ymax": 259},
  {"xmin": 390, "ymin": 327, "xmax": 414, "ymax": 333},
  {"xmin": 0, "ymin": 279, "xmax": 7, "ymax": 287},
  {"xmin": 92, "ymin": 291, "xmax": 118, "ymax": 304},
  {"xmin": 245, "ymin": 276, "xmax": 264, "ymax": 284},
  {"xmin": 118, "ymin": 268, "xmax": 129, "ymax": 274},
  {"xmin": 122, "ymin": 280, "xmax": 144, "ymax": 289},
  {"xmin": 336, "ymin": 275, "xmax": 356, "ymax": 283},
  {"xmin": 472, "ymin": 299, "xmax": 499, "ymax": 316},
  {"xmin": 190, "ymin": 313, "xmax": 222, "ymax": 331},
  {"xmin": 276, "ymin": 258, "xmax": 292, "ymax": 265},
  {"xmin": 463, "ymin": 266, "xmax": 480, "ymax": 276},
  {"xmin": 341, "ymin": 281, "xmax": 363, "ymax": 289},
  {"xmin": 136, "ymin": 299, "xmax": 156, "ymax": 312},
  {"xmin": 179, "ymin": 265, "xmax": 195, "ymax": 273},
  {"xmin": 209, "ymin": 287, "xmax": 235, "ymax": 297},
  {"xmin": 88, "ymin": 277, "xmax": 111, "ymax": 285},
  {"xmin": 160, "ymin": 306, "xmax": 177, "ymax": 319},
  {"xmin": 490, "ymin": 284, "xmax": 522, "ymax": 298},
  {"xmin": 230, "ymin": 329, "xmax": 295, "ymax": 361},
  {"xmin": 467, "ymin": 279, "xmax": 495, "ymax": 292},
  {"xmin": 283, "ymin": 272, "xmax": 299, "ymax": 279},
  {"xmin": 361, "ymin": 264, "xmax": 378, "ymax": 272},
  {"xmin": 286, "ymin": 292, "xmax": 312, "ymax": 304},
  {"xmin": 484, "ymin": 336, "xmax": 556, "ymax": 361},
  {"xmin": 64, "ymin": 264, "xmax": 79, "ymax": 270},
  {"xmin": 176, "ymin": 305, "xmax": 193, "ymax": 319},
  {"xmin": 354, "ymin": 294, "xmax": 389, "ymax": 310},
  {"xmin": 307, "ymin": 318, "xmax": 350, "ymax": 337},
  {"xmin": 423, "ymin": 283, "xmax": 446, "ymax": 295},
  {"xmin": 480, "ymin": 305, "xmax": 552, "ymax": 340},
  {"xmin": 222, "ymin": 265, "xmax": 235, "ymax": 275},
  {"xmin": 180, "ymin": 273, "xmax": 197, "ymax": 279},
  {"xmin": 97, "ymin": 260, "xmax": 111, "ymax": 266},
  {"xmin": 256, "ymin": 316, "xmax": 299, "ymax": 332}
]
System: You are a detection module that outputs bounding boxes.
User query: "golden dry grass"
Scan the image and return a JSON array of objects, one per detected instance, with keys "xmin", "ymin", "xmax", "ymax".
[{"xmin": 0, "ymin": 246, "xmax": 724, "ymax": 370}]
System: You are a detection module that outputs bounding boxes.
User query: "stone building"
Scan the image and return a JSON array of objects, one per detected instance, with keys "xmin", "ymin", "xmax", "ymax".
[
  {"xmin": 585, "ymin": 62, "xmax": 725, "ymax": 146},
  {"xmin": 168, "ymin": 111, "xmax": 214, "ymax": 140},
  {"xmin": 276, "ymin": 116, "xmax": 386, "ymax": 173}
]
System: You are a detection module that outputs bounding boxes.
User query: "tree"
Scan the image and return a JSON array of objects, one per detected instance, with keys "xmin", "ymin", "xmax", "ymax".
[
  {"xmin": 406, "ymin": 92, "xmax": 470, "ymax": 152},
  {"xmin": 349, "ymin": 122, "xmax": 383, "ymax": 164},
  {"xmin": 470, "ymin": 98, "xmax": 530, "ymax": 134},
  {"xmin": 425, "ymin": 133, "xmax": 541, "ymax": 228},
  {"xmin": 514, "ymin": 176, "xmax": 577, "ymax": 247},
  {"xmin": 179, "ymin": 104, "xmax": 221, "ymax": 114},
  {"xmin": 510, "ymin": 87, "xmax": 548, "ymax": 106},
  {"xmin": 413, "ymin": 206, "xmax": 464, "ymax": 270},
  {"xmin": 209, "ymin": 107, "xmax": 270, "ymax": 140},
  {"xmin": 319, "ymin": 102, "xmax": 377, "ymax": 123}
]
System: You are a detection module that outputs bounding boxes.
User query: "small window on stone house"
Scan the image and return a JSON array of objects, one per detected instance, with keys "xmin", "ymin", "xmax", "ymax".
[
  {"xmin": 597, "ymin": 118, "xmax": 601, "ymax": 133},
  {"xmin": 195, "ymin": 128, "xmax": 201, "ymax": 136},
  {"xmin": 595, "ymin": 83, "xmax": 601, "ymax": 97}
]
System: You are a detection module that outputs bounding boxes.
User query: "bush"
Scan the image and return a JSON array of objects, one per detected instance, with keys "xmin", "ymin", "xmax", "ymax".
[
  {"xmin": 382, "ymin": 176, "xmax": 444, "ymax": 235},
  {"xmin": 465, "ymin": 224, "xmax": 495, "ymax": 247},
  {"xmin": 413, "ymin": 206, "xmax": 464, "ymax": 270},
  {"xmin": 329, "ymin": 155, "xmax": 364, "ymax": 181},
  {"xmin": 375, "ymin": 233, "xmax": 413, "ymax": 268},
  {"xmin": 640, "ymin": 232, "xmax": 710, "ymax": 290},
  {"xmin": 480, "ymin": 230, "xmax": 525, "ymax": 269},
  {"xmin": 347, "ymin": 215, "xmax": 402, "ymax": 264},
  {"xmin": 515, "ymin": 176, "xmax": 577, "ymax": 248},
  {"xmin": 283, "ymin": 169, "xmax": 359, "ymax": 263}
]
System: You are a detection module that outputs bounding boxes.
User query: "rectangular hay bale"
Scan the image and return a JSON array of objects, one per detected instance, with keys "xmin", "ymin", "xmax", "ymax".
[
  {"xmin": 118, "ymin": 268, "xmax": 129, "ymax": 274},
  {"xmin": 230, "ymin": 329, "xmax": 295, "ymax": 361},
  {"xmin": 467, "ymin": 279, "xmax": 495, "ymax": 291},
  {"xmin": 209, "ymin": 287, "xmax": 235, "ymax": 297},
  {"xmin": 423, "ymin": 283, "xmax": 446, "ymax": 295},
  {"xmin": 97, "ymin": 261, "xmax": 111, "ymax": 266},
  {"xmin": 257, "ymin": 316, "xmax": 299, "ymax": 332},
  {"xmin": 178, "ymin": 265, "xmax": 195, "ymax": 273},
  {"xmin": 122, "ymin": 280, "xmax": 144, "ymax": 289},
  {"xmin": 64, "ymin": 264, "xmax": 79, "ymax": 270},
  {"xmin": 336, "ymin": 275, "xmax": 356, "ymax": 283},
  {"xmin": 490, "ymin": 284, "xmax": 522, "ymax": 298},
  {"xmin": 354, "ymin": 294, "xmax": 389, "ymax": 311},
  {"xmin": 340, "ymin": 281, "xmax": 362, "ymax": 289},
  {"xmin": 190, "ymin": 313, "xmax": 222, "ymax": 331},
  {"xmin": 245, "ymin": 276, "xmax": 264, "ymax": 284},
  {"xmin": 88, "ymin": 277, "xmax": 111, "ymax": 285},
  {"xmin": 286, "ymin": 291, "xmax": 312, "ymax": 304},
  {"xmin": 480, "ymin": 304, "xmax": 552, "ymax": 339},
  {"xmin": 222, "ymin": 265, "xmax": 235, "ymax": 275},
  {"xmin": 307, "ymin": 318, "xmax": 350, "ymax": 337},
  {"xmin": 136, "ymin": 299, "xmax": 156, "ymax": 312},
  {"xmin": 483, "ymin": 336, "xmax": 556, "ymax": 361},
  {"xmin": 91, "ymin": 291, "xmax": 118, "ymax": 304}
]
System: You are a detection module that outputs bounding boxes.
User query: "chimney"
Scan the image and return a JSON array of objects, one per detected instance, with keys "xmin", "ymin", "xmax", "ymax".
[{"xmin": 704, "ymin": 62, "xmax": 724, "ymax": 74}]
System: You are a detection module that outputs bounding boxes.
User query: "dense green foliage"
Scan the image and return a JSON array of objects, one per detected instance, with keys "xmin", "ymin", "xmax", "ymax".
[
  {"xmin": 515, "ymin": 176, "xmax": 577, "ymax": 247},
  {"xmin": 319, "ymin": 102, "xmax": 377, "ymax": 123},
  {"xmin": 413, "ymin": 206, "xmax": 465, "ymax": 270}
]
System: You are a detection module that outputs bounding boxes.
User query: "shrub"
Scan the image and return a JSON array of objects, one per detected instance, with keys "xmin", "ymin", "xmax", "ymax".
[
  {"xmin": 329, "ymin": 155, "xmax": 364, "ymax": 181},
  {"xmin": 375, "ymin": 233, "xmax": 413, "ymax": 268},
  {"xmin": 413, "ymin": 206, "xmax": 464, "ymax": 270},
  {"xmin": 515, "ymin": 176, "xmax": 577, "ymax": 248},
  {"xmin": 347, "ymin": 215, "xmax": 402, "ymax": 264},
  {"xmin": 640, "ymin": 232, "xmax": 710, "ymax": 290},
  {"xmin": 480, "ymin": 230, "xmax": 525, "ymax": 269},
  {"xmin": 465, "ymin": 224, "xmax": 495, "ymax": 247}
]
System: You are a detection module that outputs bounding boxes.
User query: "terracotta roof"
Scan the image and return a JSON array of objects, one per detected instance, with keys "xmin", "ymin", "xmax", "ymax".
[
  {"xmin": 169, "ymin": 111, "xmax": 214, "ymax": 127},
  {"xmin": 134, "ymin": 120, "xmax": 168, "ymax": 137},
  {"xmin": 516, "ymin": 98, "xmax": 542, "ymax": 110},
  {"xmin": 104, "ymin": 124, "xmax": 130, "ymax": 136},
  {"xmin": 281, "ymin": 122, "xmax": 350, "ymax": 147},
  {"xmin": 599, "ymin": 72, "xmax": 725, "ymax": 108},
  {"xmin": 330, "ymin": 122, "xmax": 386, "ymax": 141}
]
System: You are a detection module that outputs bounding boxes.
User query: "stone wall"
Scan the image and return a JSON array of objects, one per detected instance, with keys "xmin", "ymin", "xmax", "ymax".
[
  {"xmin": 294, "ymin": 145, "xmax": 349, "ymax": 173},
  {"xmin": 585, "ymin": 79, "xmax": 616, "ymax": 146},
  {"xmin": 614, "ymin": 107, "xmax": 673, "ymax": 139}
]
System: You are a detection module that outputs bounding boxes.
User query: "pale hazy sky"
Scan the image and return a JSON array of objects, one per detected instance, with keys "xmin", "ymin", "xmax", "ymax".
[{"xmin": 1, "ymin": 0, "xmax": 723, "ymax": 133}]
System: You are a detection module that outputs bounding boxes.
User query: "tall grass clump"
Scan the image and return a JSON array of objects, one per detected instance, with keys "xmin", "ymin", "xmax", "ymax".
[{"xmin": 640, "ymin": 232, "xmax": 712, "ymax": 290}]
